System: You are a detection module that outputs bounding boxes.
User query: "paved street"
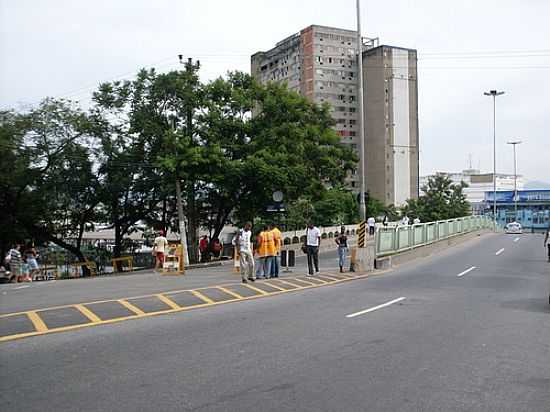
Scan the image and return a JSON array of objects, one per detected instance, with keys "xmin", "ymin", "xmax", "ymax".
[{"xmin": 1, "ymin": 233, "xmax": 549, "ymax": 411}]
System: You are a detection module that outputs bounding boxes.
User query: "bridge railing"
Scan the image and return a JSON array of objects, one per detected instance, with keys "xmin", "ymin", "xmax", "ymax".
[{"xmin": 376, "ymin": 215, "xmax": 493, "ymax": 257}]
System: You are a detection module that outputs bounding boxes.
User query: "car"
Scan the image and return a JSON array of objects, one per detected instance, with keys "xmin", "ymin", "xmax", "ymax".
[{"xmin": 504, "ymin": 221, "xmax": 523, "ymax": 234}]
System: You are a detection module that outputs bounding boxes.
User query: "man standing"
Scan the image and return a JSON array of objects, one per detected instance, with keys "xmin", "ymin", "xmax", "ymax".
[
  {"xmin": 544, "ymin": 226, "xmax": 550, "ymax": 262},
  {"xmin": 269, "ymin": 223, "xmax": 282, "ymax": 278},
  {"xmin": 235, "ymin": 222, "xmax": 255, "ymax": 283},
  {"xmin": 367, "ymin": 216, "xmax": 376, "ymax": 236},
  {"xmin": 153, "ymin": 230, "xmax": 168, "ymax": 270},
  {"xmin": 8, "ymin": 243, "xmax": 23, "ymax": 282},
  {"xmin": 256, "ymin": 225, "xmax": 275, "ymax": 279},
  {"xmin": 199, "ymin": 235, "xmax": 208, "ymax": 262},
  {"xmin": 305, "ymin": 223, "xmax": 321, "ymax": 276}
]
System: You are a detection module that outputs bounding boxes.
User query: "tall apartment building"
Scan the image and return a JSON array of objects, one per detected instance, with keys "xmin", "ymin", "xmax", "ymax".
[
  {"xmin": 363, "ymin": 45, "xmax": 419, "ymax": 206},
  {"xmin": 251, "ymin": 25, "xmax": 419, "ymax": 206}
]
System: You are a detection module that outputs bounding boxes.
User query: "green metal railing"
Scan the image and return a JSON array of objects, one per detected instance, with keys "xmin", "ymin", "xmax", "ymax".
[{"xmin": 376, "ymin": 215, "xmax": 493, "ymax": 257}]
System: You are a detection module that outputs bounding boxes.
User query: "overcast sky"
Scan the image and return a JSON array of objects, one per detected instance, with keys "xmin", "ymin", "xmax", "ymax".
[{"xmin": 1, "ymin": 0, "xmax": 549, "ymax": 183}]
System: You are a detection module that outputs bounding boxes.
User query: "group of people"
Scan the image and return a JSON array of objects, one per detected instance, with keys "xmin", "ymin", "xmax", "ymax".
[
  {"xmin": 199, "ymin": 236, "xmax": 222, "ymax": 263},
  {"xmin": 234, "ymin": 222, "xmax": 283, "ymax": 283},
  {"xmin": 2, "ymin": 243, "xmax": 39, "ymax": 282}
]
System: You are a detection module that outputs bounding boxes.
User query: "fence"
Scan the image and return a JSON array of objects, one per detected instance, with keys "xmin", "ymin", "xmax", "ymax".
[{"xmin": 375, "ymin": 215, "xmax": 493, "ymax": 257}]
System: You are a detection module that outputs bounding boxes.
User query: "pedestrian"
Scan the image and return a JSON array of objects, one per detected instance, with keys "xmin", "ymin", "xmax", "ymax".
[
  {"xmin": 269, "ymin": 223, "xmax": 282, "ymax": 278},
  {"xmin": 367, "ymin": 216, "xmax": 376, "ymax": 236},
  {"xmin": 544, "ymin": 226, "xmax": 550, "ymax": 262},
  {"xmin": 256, "ymin": 225, "xmax": 276, "ymax": 279},
  {"xmin": 401, "ymin": 215, "xmax": 410, "ymax": 226},
  {"xmin": 335, "ymin": 226, "xmax": 348, "ymax": 273},
  {"xmin": 383, "ymin": 214, "xmax": 389, "ymax": 227},
  {"xmin": 199, "ymin": 235, "xmax": 209, "ymax": 262},
  {"xmin": 7, "ymin": 243, "xmax": 23, "ymax": 282},
  {"xmin": 305, "ymin": 222, "xmax": 321, "ymax": 276},
  {"xmin": 25, "ymin": 244, "xmax": 39, "ymax": 281},
  {"xmin": 212, "ymin": 239, "xmax": 222, "ymax": 258},
  {"xmin": 153, "ymin": 230, "xmax": 168, "ymax": 270},
  {"xmin": 413, "ymin": 217, "xmax": 421, "ymax": 225},
  {"xmin": 235, "ymin": 222, "xmax": 255, "ymax": 283}
]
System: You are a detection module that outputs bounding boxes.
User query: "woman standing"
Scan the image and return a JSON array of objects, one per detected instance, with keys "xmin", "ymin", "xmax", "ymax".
[
  {"xmin": 25, "ymin": 244, "xmax": 39, "ymax": 281},
  {"xmin": 335, "ymin": 226, "xmax": 348, "ymax": 273}
]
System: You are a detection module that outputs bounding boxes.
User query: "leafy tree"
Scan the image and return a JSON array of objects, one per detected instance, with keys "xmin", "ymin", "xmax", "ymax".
[{"xmin": 403, "ymin": 175, "xmax": 471, "ymax": 222}]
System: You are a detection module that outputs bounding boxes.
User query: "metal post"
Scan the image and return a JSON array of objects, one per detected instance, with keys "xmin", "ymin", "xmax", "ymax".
[
  {"xmin": 484, "ymin": 90, "xmax": 504, "ymax": 231},
  {"xmin": 356, "ymin": 0, "xmax": 367, "ymax": 222},
  {"xmin": 507, "ymin": 140, "xmax": 521, "ymax": 221}
]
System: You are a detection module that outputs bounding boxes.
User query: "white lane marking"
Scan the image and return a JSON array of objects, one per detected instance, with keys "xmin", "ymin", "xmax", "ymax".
[
  {"xmin": 13, "ymin": 285, "xmax": 30, "ymax": 290},
  {"xmin": 495, "ymin": 248, "xmax": 505, "ymax": 256},
  {"xmin": 346, "ymin": 297, "xmax": 406, "ymax": 318},
  {"xmin": 457, "ymin": 266, "xmax": 477, "ymax": 277},
  {"xmin": 513, "ymin": 237, "xmax": 520, "ymax": 243}
]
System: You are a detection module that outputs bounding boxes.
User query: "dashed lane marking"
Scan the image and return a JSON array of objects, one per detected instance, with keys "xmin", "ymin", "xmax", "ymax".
[
  {"xmin": 0, "ymin": 272, "xmax": 370, "ymax": 343},
  {"xmin": 513, "ymin": 237, "xmax": 520, "ymax": 243},
  {"xmin": 346, "ymin": 297, "xmax": 407, "ymax": 318},
  {"xmin": 457, "ymin": 266, "xmax": 477, "ymax": 278},
  {"xmin": 495, "ymin": 248, "xmax": 505, "ymax": 256}
]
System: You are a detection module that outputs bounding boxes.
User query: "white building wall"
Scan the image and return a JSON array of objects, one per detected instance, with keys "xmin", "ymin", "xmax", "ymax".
[{"xmin": 392, "ymin": 49, "xmax": 411, "ymax": 206}]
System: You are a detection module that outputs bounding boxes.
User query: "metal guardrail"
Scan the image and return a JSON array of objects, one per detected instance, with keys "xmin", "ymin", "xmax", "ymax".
[{"xmin": 375, "ymin": 215, "xmax": 493, "ymax": 257}]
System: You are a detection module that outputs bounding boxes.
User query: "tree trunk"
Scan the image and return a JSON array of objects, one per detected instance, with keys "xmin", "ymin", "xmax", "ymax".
[
  {"xmin": 186, "ymin": 183, "xmax": 199, "ymax": 264},
  {"xmin": 113, "ymin": 221, "xmax": 123, "ymax": 272}
]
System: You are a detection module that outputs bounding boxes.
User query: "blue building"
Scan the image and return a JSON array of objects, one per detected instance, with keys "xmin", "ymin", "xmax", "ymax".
[{"xmin": 484, "ymin": 189, "xmax": 550, "ymax": 232}]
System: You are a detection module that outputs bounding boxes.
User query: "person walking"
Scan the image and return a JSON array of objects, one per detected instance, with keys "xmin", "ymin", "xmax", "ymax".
[
  {"xmin": 335, "ymin": 226, "xmax": 348, "ymax": 273},
  {"xmin": 544, "ymin": 226, "xmax": 550, "ymax": 262},
  {"xmin": 269, "ymin": 223, "xmax": 282, "ymax": 278},
  {"xmin": 305, "ymin": 223, "xmax": 321, "ymax": 276},
  {"xmin": 235, "ymin": 222, "xmax": 255, "ymax": 283},
  {"xmin": 8, "ymin": 243, "xmax": 23, "ymax": 282},
  {"xmin": 153, "ymin": 230, "xmax": 168, "ymax": 270},
  {"xmin": 25, "ymin": 244, "xmax": 39, "ymax": 281},
  {"xmin": 367, "ymin": 216, "xmax": 376, "ymax": 236}
]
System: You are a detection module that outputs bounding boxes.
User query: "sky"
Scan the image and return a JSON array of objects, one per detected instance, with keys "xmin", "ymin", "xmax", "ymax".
[{"xmin": 1, "ymin": 0, "xmax": 549, "ymax": 183}]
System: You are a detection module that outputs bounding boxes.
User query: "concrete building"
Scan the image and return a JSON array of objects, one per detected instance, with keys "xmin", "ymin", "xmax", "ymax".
[
  {"xmin": 363, "ymin": 45, "xmax": 419, "ymax": 206},
  {"xmin": 251, "ymin": 25, "xmax": 418, "ymax": 205},
  {"xmin": 420, "ymin": 169, "xmax": 525, "ymax": 212}
]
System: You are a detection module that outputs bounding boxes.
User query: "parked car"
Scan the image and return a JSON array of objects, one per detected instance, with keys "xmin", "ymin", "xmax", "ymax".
[{"xmin": 504, "ymin": 221, "xmax": 522, "ymax": 234}]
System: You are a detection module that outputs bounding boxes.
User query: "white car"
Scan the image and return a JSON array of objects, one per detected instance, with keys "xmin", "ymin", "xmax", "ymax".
[{"xmin": 504, "ymin": 222, "xmax": 522, "ymax": 234}]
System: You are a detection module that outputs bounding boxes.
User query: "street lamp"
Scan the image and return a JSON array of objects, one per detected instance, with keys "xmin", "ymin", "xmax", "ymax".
[
  {"xmin": 356, "ymin": 0, "xmax": 367, "ymax": 222},
  {"xmin": 483, "ymin": 90, "xmax": 505, "ymax": 230},
  {"xmin": 507, "ymin": 140, "xmax": 522, "ymax": 221}
]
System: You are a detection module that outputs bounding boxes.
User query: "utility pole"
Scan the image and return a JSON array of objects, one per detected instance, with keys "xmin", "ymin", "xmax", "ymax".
[
  {"xmin": 483, "ymin": 90, "xmax": 504, "ymax": 230},
  {"xmin": 356, "ymin": 0, "xmax": 367, "ymax": 222},
  {"xmin": 507, "ymin": 140, "xmax": 522, "ymax": 221}
]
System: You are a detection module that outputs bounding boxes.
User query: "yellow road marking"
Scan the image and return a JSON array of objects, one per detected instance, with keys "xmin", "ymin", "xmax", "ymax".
[
  {"xmin": 191, "ymin": 290, "xmax": 215, "ymax": 304},
  {"xmin": 217, "ymin": 286, "xmax": 243, "ymax": 300},
  {"xmin": 318, "ymin": 274, "xmax": 341, "ymax": 281},
  {"xmin": 27, "ymin": 311, "xmax": 48, "ymax": 332},
  {"xmin": 242, "ymin": 283, "xmax": 270, "ymax": 296},
  {"xmin": 156, "ymin": 294, "xmax": 181, "ymax": 310},
  {"xmin": 75, "ymin": 304, "xmax": 102, "ymax": 323},
  {"xmin": 276, "ymin": 279, "xmax": 305, "ymax": 289},
  {"xmin": 292, "ymin": 278, "xmax": 317, "ymax": 286},
  {"xmin": 118, "ymin": 300, "xmax": 145, "ymax": 316},
  {"xmin": 262, "ymin": 282, "xmax": 287, "ymax": 291}
]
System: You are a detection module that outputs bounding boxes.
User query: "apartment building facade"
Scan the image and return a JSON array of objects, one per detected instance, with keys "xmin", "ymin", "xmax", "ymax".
[{"xmin": 251, "ymin": 25, "xmax": 419, "ymax": 205}]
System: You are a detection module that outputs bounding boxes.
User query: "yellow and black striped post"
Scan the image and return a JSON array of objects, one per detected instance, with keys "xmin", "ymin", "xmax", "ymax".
[{"xmin": 358, "ymin": 220, "xmax": 367, "ymax": 248}]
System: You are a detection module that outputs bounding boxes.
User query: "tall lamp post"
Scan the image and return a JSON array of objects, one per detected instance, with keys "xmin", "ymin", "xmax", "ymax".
[
  {"xmin": 356, "ymin": 0, "xmax": 367, "ymax": 222},
  {"xmin": 483, "ymin": 90, "xmax": 505, "ymax": 230},
  {"xmin": 507, "ymin": 140, "xmax": 522, "ymax": 221}
]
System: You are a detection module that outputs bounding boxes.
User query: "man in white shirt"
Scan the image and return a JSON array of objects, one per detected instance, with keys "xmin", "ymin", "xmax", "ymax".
[
  {"xmin": 367, "ymin": 216, "xmax": 376, "ymax": 236},
  {"xmin": 235, "ymin": 222, "xmax": 255, "ymax": 283},
  {"xmin": 305, "ymin": 223, "xmax": 321, "ymax": 276},
  {"xmin": 401, "ymin": 215, "xmax": 410, "ymax": 226},
  {"xmin": 153, "ymin": 230, "xmax": 168, "ymax": 270}
]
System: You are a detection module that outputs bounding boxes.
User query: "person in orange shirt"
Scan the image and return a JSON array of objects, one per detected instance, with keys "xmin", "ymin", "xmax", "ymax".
[
  {"xmin": 269, "ymin": 223, "xmax": 282, "ymax": 278},
  {"xmin": 256, "ymin": 225, "xmax": 276, "ymax": 279}
]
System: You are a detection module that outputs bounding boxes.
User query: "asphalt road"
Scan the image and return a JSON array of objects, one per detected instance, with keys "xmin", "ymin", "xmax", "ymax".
[{"xmin": 1, "ymin": 233, "xmax": 549, "ymax": 412}]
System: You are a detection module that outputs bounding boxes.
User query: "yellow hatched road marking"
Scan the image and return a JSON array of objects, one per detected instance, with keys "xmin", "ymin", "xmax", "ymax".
[
  {"xmin": 27, "ymin": 311, "xmax": 48, "ymax": 332},
  {"xmin": 191, "ymin": 290, "xmax": 215, "ymax": 304},
  {"xmin": 318, "ymin": 274, "xmax": 341, "ymax": 281},
  {"xmin": 262, "ymin": 281, "xmax": 287, "ymax": 291},
  {"xmin": 156, "ymin": 294, "xmax": 181, "ymax": 310},
  {"xmin": 242, "ymin": 283, "xmax": 270, "ymax": 296},
  {"xmin": 118, "ymin": 299, "xmax": 145, "ymax": 316},
  {"xmin": 276, "ymin": 279, "xmax": 305, "ymax": 289},
  {"xmin": 217, "ymin": 286, "xmax": 243, "ymax": 300},
  {"xmin": 293, "ymin": 278, "xmax": 317, "ymax": 286},
  {"xmin": 75, "ymin": 304, "xmax": 102, "ymax": 323}
]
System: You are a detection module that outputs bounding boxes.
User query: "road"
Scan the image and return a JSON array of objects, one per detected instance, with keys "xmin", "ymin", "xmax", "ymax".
[{"xmin": 1, "ymin": 233, "xmax": 549, "ymax": 411}]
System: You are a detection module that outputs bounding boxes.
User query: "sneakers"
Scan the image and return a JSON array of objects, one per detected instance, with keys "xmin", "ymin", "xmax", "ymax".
[
  {"xmin": 242, "ymin": 279, "xmax": 248, "ymax": 283},
  {"xmin": 247, "ymin": 277, "xmax": 255, "ymax": 282}
]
